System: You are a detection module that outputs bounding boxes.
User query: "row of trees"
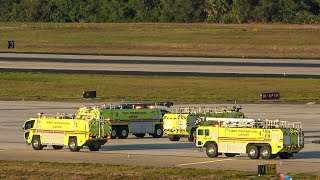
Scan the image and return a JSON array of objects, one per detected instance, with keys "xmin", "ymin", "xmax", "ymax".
[{"xmin": 0, "ymin": 0, "xmax": 319, "ymax": 23}]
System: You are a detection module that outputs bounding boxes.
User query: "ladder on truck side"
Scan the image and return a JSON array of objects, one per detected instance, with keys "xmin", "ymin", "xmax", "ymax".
[
  {"xmin": 206, "ymin": 117, "xmax": 256, "ymax": 128},
  {"xmin": 205, "ymin": 117, "xmax": 302, "ymax": 130},
  {"xmin": 176, "ymin": 106, "xmax": 242, "ymax": 115}
]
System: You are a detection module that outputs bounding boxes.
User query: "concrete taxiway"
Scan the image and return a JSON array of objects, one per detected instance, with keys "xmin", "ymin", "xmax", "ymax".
[
  {"xmin": 0, "ymin": 101, "xmax": 319, "ymax": 174},
  {"xmin": 1, "ymin": 53, "xmax": 320, "ymax": 78}
]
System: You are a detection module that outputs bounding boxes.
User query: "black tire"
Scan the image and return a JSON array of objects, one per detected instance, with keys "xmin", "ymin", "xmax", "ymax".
[
  {"xmin": 31, "ymin": 136, "xmax": 43, "ymax": 150},
  {"xmin": 118, "ymin": 127, "xmax": 129, "ymax": 139},
  {"xmin": 152, "ymin": 125, "xmax": 163, "ymax": 138},
  {"xmin": 260, "ymin": 145, "xmax": 272, "ymax": 159},
  {"xmin": 206, "ymin": 143, "xmax": 219, "ymax": 158},
  {"xmin": 134, "ymin": 134, "xmax": 146, "ymax": 138},
  {"xmin": 248, "ymin": 145, "xmax": 260, "ymax": 159},
  {"xmin": 225, "ymin": 153, "xmax": 237, "ymax": 157},
  {"xmin": 278, "ymin": 152, "xmax": 292, "ymax": 159},
  {"xmin": 111, "ymin": 127, "xmax": 118, "ymax": 139},
  {"xmin": 52, "ymin": 145, "xmax": 63, "ymax": 150},
  {"xmin": 271, "ymin": 154, "xmax": 278, "ymax": 159},
  {"xmin": 169, "ymin": 135, "xmax": 180, "ymax": 141},
  {"xmin": 68, "ymin": 138, "xmax": 80, "ymax": 152},
  {"xmin": 187, "ymin": 137, "xmax": 194, "ymax": 142},
  {"xmin": 88, "ymin": 145, "xmax": 101, "ymax": 151},
  {"xmin": 188, "ymin": 129, "xmax": 196, "ymax": 142}
]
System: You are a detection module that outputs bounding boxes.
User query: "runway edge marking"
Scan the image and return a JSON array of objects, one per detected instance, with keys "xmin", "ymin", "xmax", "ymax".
[{"xmin": 176, "ymin": 159, "xmax": 233, "ymax": 167}]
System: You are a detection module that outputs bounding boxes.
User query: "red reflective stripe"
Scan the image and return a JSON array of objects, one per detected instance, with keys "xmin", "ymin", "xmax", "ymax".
[
  {"xmin": 218, "ymin": 137, "xmax": 271, "ymax": 141},
  {"xmin": 36, "ymin": 129, "xmax": 86, "ymax": 134}
]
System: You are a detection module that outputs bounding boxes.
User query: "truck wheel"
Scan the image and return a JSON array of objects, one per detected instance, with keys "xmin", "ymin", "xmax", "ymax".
[
  {"xmin": 188, "ymin": 129, "xmax": 196, "ymax": 142},
  {"xmin": 32, "ymin": 136, "xmax": 43, "ymax": 150},
  {"xmin": 52, "ymin": 145, "xmax": 63, "ymax": 150},
  {"xmin": 169, "ymin": 135, "xmax": 180, "ymax": 141},
  {"xmin": 68, "ymin": 138, "xmax": 80, "ymax": 152},
  {"xmin": 278, "ymin": 152, "xmax": 291, "ymax": 159},
  {"xmin": 271, "ymin": 154, "xmax": 278, "ymax": 159},
  {"xmin": 152, "ymin": 125, "xmax": 163, "ymax": 138},
  {"xmin": 118, "ymin": 127, "xmax": 129, "ymax": 139},
  {"xmin": 225, "ymin": 153, "xmax": 237, "ymax": 157},
  {"xmin": 206, "ymin": 143, "xmax": 218, "ymax": 158},
  {"xmin": 111, "ymin": 127, "xmax": 118, "ymax": 139},
  {"xmin": 187, "ymin": 137, "xmax": 194, "ymax": 142},
  {"xmin": 248, "ymin": 145, "xmax": 260, "ymax": 159},
  {"xmin": 134, "ymin": 134, "xmax": 146, "ymax": 138},
  {"xmin": 260, "ymin": 145, "xmax": 272, "ymax": 159},
  {"xmin": 88, "ymin": 145, "xmax": 101, "ymax": 151}
]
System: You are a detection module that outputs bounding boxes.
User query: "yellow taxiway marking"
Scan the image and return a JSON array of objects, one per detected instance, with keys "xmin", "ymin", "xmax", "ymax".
[{"xmin": 176, "ymin": 159, "xmax": 233, "ymax": 167}]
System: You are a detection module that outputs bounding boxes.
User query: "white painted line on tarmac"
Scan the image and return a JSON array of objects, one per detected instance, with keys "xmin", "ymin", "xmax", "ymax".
[{"xmin": 176, "ymin": 159, "xmax": 233, "ymax": 167}]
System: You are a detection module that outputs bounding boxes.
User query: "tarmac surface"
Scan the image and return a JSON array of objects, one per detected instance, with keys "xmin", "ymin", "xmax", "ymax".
[
  {"xmin": 0, "ymin": 53, "xmax": 319, "ymax": 174},
  {"xmin": 0, "ymin": 101, "xmax": 319, "ymax": 174}
]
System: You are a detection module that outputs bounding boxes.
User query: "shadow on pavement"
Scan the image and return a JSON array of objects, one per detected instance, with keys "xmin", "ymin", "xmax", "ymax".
[
  {"xmin": 294, "ymin": 151, "xmax": 320, "ymax": 159},
  {"xmin": 100, "ymin": 143, "xmax": 195, "ymax": 151}
]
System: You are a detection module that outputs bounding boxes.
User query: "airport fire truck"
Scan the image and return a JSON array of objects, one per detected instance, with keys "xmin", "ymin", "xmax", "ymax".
[
  {"xmin": 23, "ymin": 113, "xmax": 111, "ymax": 152},
  {"xmin": 163, "ymin": 106, "xmax": 245, "ymax": 142},
  {"xmin": 77, "ymin": 102, "xmax": 172, "ymax": 139},
  {"xmin": 196, "ymin": 117, "xmax": 304, "ymax": 159}
]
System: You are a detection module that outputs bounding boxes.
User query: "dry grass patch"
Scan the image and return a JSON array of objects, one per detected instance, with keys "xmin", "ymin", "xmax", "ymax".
[
  {"xmin": 0, "ymin": 72, "xmax": 319, "ymax": 103},
  {"xmin": 0, "ymin": 160, "xmax": 318, "ymax": 180},
  {"xmin": 1, "ymin": 23, "xmax": 320, "ymax": 58}
]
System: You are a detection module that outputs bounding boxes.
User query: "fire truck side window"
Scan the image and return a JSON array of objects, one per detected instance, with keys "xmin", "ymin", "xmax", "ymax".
[
  {"xmin": 205, "ymin": 129, "xmax": 209, "ymax": 136},
  {"xmin": 24, "ymin": 120, "xmax": 35, "ymax": 130},
  {"xmin": 198, "ymin": 129, "xmax": 204, "ymax": 135}
]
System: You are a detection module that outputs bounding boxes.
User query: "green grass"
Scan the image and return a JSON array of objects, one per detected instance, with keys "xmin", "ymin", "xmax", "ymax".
[
  {"xmin": 0, "ymin": 160, "xmax": 318, "ymax": 180},
  {"xmin": 1, "ymin": 23, "xmax": 320, "ymax": 58},
  {"xmin": 0, "ymin": 72, "xmax": 319, "ymax": 103}
]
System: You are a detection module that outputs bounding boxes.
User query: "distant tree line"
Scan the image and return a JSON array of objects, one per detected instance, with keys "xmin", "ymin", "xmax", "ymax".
[{"xmin": 0, "ymin": 0, "xmax": 319, "ymax": 24}]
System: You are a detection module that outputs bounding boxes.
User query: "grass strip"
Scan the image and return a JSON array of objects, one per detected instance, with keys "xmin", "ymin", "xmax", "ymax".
[
  {"xmin": 1, "ymin": 23, "xmax": 320, "ymax": 58},
  {"xmin": 0, "ymin": 72, "xmax": 319, "ymax": 103},
  {"xmin": 0, "ymin": 160, "xmax": 318, "ymax": 180}
]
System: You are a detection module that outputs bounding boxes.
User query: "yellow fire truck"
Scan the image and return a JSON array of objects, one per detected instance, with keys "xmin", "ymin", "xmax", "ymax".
[
  {"xmin": 196, "ymin": 117, "xmax": 304, "ymax": 159},
  {"xmin": 77, "ymin": 103, "xmax": 170, "ymax": 139},
  {"xmin": 23, "ymin": 113, "xmax": 111, "ymax": 152},
  {"xmin": 163, "ymin": 106, "xmax": 245, "ymax": 142}
]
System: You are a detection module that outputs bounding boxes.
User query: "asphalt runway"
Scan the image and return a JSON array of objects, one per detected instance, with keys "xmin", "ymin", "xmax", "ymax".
[
  {"xmin": 1, "ymin": 53, "xmax": 320, "ymax": 78},
  {"xmin": 0, "ymin": 101, "xmax": 319, "ymax": 174}
]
